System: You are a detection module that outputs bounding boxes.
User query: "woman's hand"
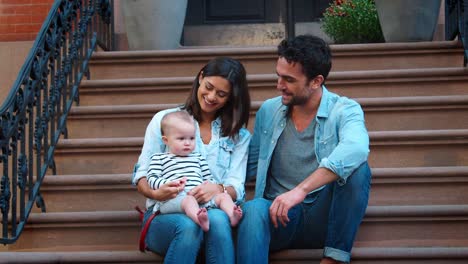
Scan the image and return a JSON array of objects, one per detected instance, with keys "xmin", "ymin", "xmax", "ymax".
[
  {"xmin": 137, "ymin": 177, "xmax": 186, "ymax": 201},
  {"xmin": 188, "ymin": 181, "xmax": 220, "ymax": 204}
]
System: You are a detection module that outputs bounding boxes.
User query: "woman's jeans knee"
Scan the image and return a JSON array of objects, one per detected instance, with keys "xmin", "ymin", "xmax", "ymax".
[
  {"xmin": 143, "ymin": 208, "xmax": 236, "ymax": 264},
  {"xmin": 143, "ymin": 211, "xmax": 203, "ymax": 264}
]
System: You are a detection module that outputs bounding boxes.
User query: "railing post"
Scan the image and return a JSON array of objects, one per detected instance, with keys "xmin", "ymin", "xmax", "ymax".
[
  {"xmin": 285, "ymin": 0, "xmax": 295, "ymax": 40},
  {"xmin": 445, "ymin": 0, "xmax": 468, "ymax": 66}
]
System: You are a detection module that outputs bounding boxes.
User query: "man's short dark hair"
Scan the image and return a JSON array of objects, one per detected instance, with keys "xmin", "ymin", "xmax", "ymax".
[{"xmin": 277, "ymin": 35, "xmax": 332, "ymax": 82}]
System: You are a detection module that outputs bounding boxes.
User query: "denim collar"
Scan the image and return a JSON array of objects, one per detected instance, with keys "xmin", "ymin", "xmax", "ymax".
[{"xmin": 316, "ymin": 85, "xmax": 331, "ymax": 119}]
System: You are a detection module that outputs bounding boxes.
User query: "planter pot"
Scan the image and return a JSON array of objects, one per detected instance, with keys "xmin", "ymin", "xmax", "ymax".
[
  {"xmin": 375, "ymin": 0, "xmax": 441, "ymax": 42},
  {"xmin": 121, "ymin": 0, "xmax": 188, "ymax": 50}
]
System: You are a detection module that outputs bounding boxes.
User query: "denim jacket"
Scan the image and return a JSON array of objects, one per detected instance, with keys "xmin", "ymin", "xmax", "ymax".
[
  {"xmin": 247, "ymin": 86, "xmax": 369, "ymax": 199},
  {"xmin": 133, "ymin": 107, "xmax": 251, "ymax": 207}
]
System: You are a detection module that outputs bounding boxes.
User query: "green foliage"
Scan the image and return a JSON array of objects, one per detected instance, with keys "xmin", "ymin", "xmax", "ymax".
[{"xmin": 321, "ymin": 0, "xmax": 384, "ymax": 44}]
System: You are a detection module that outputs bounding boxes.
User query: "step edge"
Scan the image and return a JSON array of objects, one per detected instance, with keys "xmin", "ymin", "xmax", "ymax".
[
  {"xmin": 56, "ymin": 129, "xmax": 468, "ymax": 148},
  {"xmin": 23, "ymin": 204, "xmax": 468, "ymax": 224},
  {"xmin": 90, "ymin": 40, "xmax": 462, "ymax": 60},
  {"xmin": 80, "ymin": 67, "xmax": 468, "ymax": 87}
]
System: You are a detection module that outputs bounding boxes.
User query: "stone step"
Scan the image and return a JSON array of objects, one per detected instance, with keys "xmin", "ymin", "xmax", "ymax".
[
  {"xmin": 79, "ymin": 67, "xmax": 468, "ymax": 106},
  {"xmin": 2, "ymin": 247, "xmax": 468, "ymax": 264},
  {"xmin": 7, "ymin": 205, "xmax": 468, "ymax": 252},
  {"xmin": 33, "ymin": 174, "xmax": 144, "ymax": 213},
  {"xmin": 36, "ymin": 166, "xmax": 468, "ymax": 212},
  {"xmin": 355, "ymin": 205, "xmax": 468, "ymax": 248},
  {"xmin": 368, "ymin": 129, "xmax": 468, "ymax": 168},
  {"xmin": 88, "ymin": 41, "xmax": 464, "ymax": 79},
  {"xmin": 250, "ymin": 166, "xmax": 468, "ymax": 206},
  {"xmin": 51, "ymin": 129, "xmax": 468, "ymax": 175},
  {"xmin": 67, "ymin": 95, "xmax": 468, "ymax": 138}
]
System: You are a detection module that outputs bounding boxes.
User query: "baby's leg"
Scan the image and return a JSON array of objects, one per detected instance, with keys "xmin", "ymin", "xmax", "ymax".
[
  {"xmin": 181, "ymin": 195, "xmax": 210, "ymax": 231},
  {"xmin": 214, "ymin": 193, "xmax": 243, "ymax": 227}
]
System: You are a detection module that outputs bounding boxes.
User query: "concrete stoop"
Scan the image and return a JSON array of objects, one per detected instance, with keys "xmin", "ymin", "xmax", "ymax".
[{"xmin": 3, "ymin": 40, "xmax": 467, "ymax": 263}]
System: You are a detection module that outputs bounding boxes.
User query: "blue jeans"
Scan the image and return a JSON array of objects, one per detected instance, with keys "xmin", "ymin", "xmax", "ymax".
[
  {"xmin": 144, "ymin": 208, "xmax": 235, "ymax": 264},
  {"xmin": 236, "ymin": 162, "xmax": 371, "ymax": 264}
]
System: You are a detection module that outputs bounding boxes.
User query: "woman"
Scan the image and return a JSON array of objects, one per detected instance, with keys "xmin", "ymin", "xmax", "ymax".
[{"xmin": 132, "ymin": 57, "xmax": 251, "ymax": 264}]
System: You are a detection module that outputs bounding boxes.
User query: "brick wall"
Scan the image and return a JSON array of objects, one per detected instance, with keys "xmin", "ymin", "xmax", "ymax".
[{"xmin": 0, "ymin": 0, "xmax": 55, "ymax": 41}]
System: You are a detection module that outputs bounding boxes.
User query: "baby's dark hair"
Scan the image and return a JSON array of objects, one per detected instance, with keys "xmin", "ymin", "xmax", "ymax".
[
  {"xmin": 160, "ymin": 110, "xmax": 195, "ymax": 136},
  {"xmin": 277, "ymin": 35, "xmax": 332, "ymax": 82}
]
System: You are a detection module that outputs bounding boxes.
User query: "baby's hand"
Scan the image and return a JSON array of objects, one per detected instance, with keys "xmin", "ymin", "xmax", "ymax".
[
  {"xmin": 179, "ymin": 177, "xmax": 187, "ymax": 186},
  {"xmin": 174, "ymin": 177, "xmax": 187, "ymax": 193}
]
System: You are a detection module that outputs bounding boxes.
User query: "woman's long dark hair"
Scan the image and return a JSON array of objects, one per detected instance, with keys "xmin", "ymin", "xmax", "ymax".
[{"xmin": 183, "ymin": 57, "xmax": 250, "ymax": 139}]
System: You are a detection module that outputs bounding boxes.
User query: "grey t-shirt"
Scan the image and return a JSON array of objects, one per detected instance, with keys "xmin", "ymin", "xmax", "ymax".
[{"xmin": 265, "ymin": 117, "xmax": 319, "ymax": 203}]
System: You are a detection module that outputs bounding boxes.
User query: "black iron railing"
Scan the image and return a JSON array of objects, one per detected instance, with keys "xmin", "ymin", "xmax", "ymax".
[
  {"xmin": 446, "ymin": 0, "xmax": 468, "ymax": 65},
  {"xmin": 0, "ymin": 0, "xmax": 113, "ymax": 244}
]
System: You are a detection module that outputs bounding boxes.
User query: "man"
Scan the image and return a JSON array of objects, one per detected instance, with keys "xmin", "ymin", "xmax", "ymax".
[{"xmin": 236, "ymin": 35, "xmax": 371, "ymax": 264}]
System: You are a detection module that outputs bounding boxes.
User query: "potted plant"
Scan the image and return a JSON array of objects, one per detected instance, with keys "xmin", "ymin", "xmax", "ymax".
[
  {"xmin": 321, "ymin": 0, "xmax": 384, "ymax": 44},
  {"xmin": 374, "ymin": 0, "xmax": 441, "ymax": 42}
]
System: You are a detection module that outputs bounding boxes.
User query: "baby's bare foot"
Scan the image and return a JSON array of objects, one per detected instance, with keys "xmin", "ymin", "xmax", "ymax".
[
  {"xmin": 230, "ymin": 205, "xmax": 243, "ymax": 227},
  {"xmin": 197, "ymin": 208, "xmax": 210, "ymax": 232}
]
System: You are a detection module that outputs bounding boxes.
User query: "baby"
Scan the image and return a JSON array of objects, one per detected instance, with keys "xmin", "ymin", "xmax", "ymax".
[{"xmin": 146, "ymin": 110, "xmax": 242, "ymax": 231}]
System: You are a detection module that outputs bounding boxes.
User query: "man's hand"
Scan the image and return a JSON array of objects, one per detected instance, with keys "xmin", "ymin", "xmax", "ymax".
[{"xmin": 269, "ymin": 188, "xmax": 307, "ymax": 228}]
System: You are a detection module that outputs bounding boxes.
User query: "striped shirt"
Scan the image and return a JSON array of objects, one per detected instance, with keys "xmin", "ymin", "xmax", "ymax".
[{"xmin": 147, "ymin": 152, "xmax": 213, "ymax": 191}]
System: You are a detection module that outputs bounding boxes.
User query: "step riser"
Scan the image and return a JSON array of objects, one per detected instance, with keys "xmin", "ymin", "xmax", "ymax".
[
  {"xmin": 10, "ymin": 215, "xmax": 468, "ymax": 251},
  {"xmin": 67, "ymin": 115, "xmax": 153, "ymax": 139},
  {"xmin": 364, "ymin": 108, "xmax": 468, "ymax": 131},
  {"xmin": 79, "ymin": 77, "xmax": 468, "ymax": 106},
  {"xmin": 356, "ymin": 219, "xmax": 468, "ymax": 247},
  {"xmin": 8, "ymin": 224, "xmax": 138, "ymax": 252},
  {"xmin": 32, "ymin": 187, "xmax": 145, "ymax": 213},
  {"xmin": 368, "ymin": 182, "xmax": 468, "ymax": 206},
  {"xmin": 90, "ymin": 58, "xmax": 275, "ymax": 79},
  {"xmin": 368, "ymin": 143, "xmax": 467, "ymax": 168},
  {"xmin": 66, "ymin": 107, "xmax": 468, "ymax": 138},
  {"xmin": 51, "ymin": 143, "xmax": 468, "ymax": 175}
]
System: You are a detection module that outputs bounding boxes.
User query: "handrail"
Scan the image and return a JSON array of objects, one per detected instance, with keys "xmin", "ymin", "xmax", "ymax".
[
  {"xmin": 446, "ymin": 0, "xmax": 468, "ymax": 66},
  {"xmin": 0, "ymin": 0, "xmax": 113, "ymax": 244}
]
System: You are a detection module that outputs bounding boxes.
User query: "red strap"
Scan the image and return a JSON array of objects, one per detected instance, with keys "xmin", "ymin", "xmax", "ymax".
[{"xmin": 136, "ymin": 206, "xmax": 160, "ymax": 252}]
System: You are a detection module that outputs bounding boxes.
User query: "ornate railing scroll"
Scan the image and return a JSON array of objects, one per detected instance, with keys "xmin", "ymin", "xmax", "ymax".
[
  {"xmin": 446, "ymin": 0, "xmax": 468, "ymax": 66},
  {"xmin": 0, "ymin": 0, "xmax": 113, "ymax": 244}
]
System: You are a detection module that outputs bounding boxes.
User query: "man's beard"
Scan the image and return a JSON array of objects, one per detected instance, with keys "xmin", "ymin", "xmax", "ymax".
[{"xmin": 283, "ymin": 88, "xmax": 311, "ymax": 106}]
